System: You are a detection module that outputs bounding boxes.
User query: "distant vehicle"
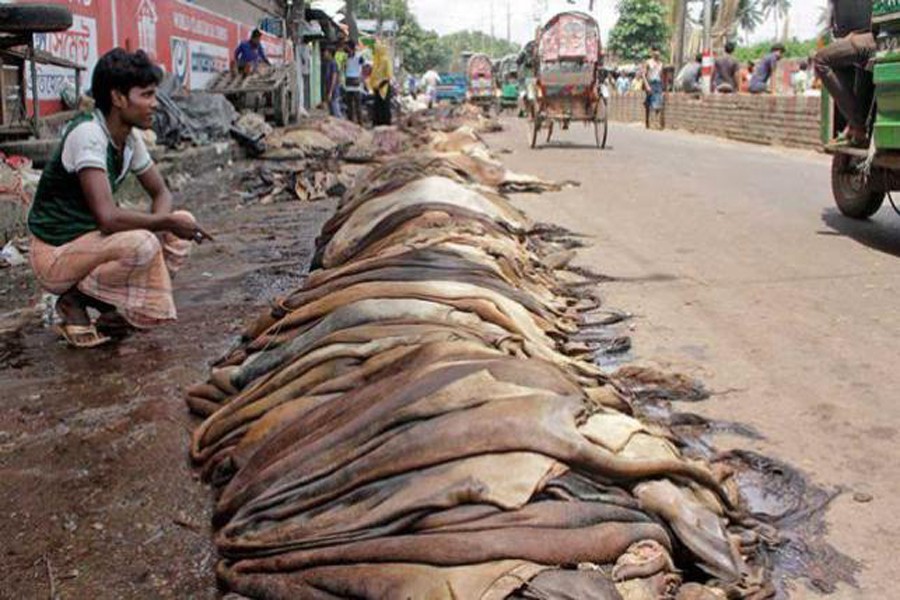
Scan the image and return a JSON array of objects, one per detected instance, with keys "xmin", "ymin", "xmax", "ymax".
[
  {"xmin": 436, "ymin": 72, "xmax": 467, "ymax": 103},
  {"xmin": 466, "ymin": 53, "xmax": 494, "ymax": 113},
  {"xmin": 530, "ymin": 11, "xmax": 608, "ymax": 150}
]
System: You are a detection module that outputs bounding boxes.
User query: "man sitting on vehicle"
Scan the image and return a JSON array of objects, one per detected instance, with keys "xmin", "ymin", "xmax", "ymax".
[
  {"xmin": 27, "ymin": 49, "xmax": 211, "ymax": 348},
  {"xmin": 235, "ymin": 29, "xmax": 271, "ymax": 74},
  {"xmin": 814, "ymin": 0, "xmax": 875, "ymax": 146}
]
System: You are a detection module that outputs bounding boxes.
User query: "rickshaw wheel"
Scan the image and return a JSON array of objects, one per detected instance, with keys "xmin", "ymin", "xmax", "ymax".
[
  {"xmin": 594, "ymin": 97, "xmax": 609, "ymax": 149},
  {"xmin": 831, "ymin": 153, "xmax": 885, "ymax": 219},
  {"xmin": 531, "ymin": 115, "xmax": 543, "ymax": 148}
]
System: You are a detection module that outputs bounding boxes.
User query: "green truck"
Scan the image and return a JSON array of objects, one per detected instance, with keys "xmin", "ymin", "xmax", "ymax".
[{"xmin": 826, "ymin": 0, "xmax": 900, "ymax": 218}]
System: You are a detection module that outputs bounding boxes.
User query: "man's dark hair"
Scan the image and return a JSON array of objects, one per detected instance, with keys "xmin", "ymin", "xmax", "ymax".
[
  {"xmin": 650, "ymin": 45, "xmax": 660, "ymax": 52},
  {"xmin": 725, "ymin": 41, "xmax": 736, "ymax": 54},
  {"xmin": 799, "ymin": 61, "xmax": 808, "ymax": 70},
  {"xmin": 695, "ymin": 53, "xmax": 703, "ymax": 63},
  {"xmin": 91, "ymin": 48, "xmax": 162, "ymax": 115},
  {"xmin": 771, "ymin": 42, "xmax": 786, "ymax": 52},
  {"xmin": 251, "ymin": 28, "xmax": 262, "ymax": 39}
]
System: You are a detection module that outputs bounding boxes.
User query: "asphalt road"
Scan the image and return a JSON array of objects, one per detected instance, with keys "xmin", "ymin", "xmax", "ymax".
[{"xmin": 488, "ymin": 118, "xmax": 900, "ymax": 599}]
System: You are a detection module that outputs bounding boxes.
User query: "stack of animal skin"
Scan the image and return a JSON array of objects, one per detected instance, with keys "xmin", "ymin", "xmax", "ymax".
[{"xmin": 187, "ymin": 128, "xmax": 773, "ymax": 600}]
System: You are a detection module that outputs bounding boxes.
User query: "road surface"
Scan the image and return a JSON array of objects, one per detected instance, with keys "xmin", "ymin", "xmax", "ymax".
[{"xmin": 488, "ymin": 118, "xmax": 900, "ymax": 599}]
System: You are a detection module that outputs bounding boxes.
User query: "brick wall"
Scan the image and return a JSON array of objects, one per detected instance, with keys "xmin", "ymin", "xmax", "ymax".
[{"xmin": 607, "ymin": 92, "xmax": 822, "ymax": 150}]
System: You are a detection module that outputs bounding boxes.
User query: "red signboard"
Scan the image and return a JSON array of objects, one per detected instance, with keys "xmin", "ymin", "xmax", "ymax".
[{"xmin": 16, "ymin": 0, "xmax": 289, "ymax": 114}]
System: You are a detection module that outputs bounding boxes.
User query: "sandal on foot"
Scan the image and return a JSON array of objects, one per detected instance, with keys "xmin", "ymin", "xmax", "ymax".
[
  {"xmin": 95, "ymin": 312, "xmax": 134, "ymax": 338},
  {"xmin": 55, "ymin": 323, "xmax": 112, "ymax": 348}
]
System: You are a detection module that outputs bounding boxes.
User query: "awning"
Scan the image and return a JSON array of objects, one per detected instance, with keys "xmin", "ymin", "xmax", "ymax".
[{"xmin": 309, "ymin": 0, "xmax": 345, "ymax": 20}]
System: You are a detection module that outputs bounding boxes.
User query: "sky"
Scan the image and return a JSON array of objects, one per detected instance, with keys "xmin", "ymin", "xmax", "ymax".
[{"xmin": 409, "ymin": 0, "xmax": 828, "ymax": 46}]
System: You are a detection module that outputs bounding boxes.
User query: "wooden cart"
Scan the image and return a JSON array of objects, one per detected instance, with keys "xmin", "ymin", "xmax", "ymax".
[
  {"xmin": 206, "ymin": 64, "xmax": 299, "ymax": 127},
  {"xmin": 530, "ymin": 11, "xmax": 608, "ymax": 150}
]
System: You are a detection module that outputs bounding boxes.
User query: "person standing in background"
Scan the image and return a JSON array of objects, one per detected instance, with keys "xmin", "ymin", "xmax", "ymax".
[
  {"xmin": 344, "ymin": 42, "xmax": 365, "ymax": 124},
  {"xmin": 369, "ymin": 42, "xmax": 394, "ymax": 126},
  {"xmin": 642, "ymin": 45, "xmax": 664, "ymax": 124},
  {"xmin": 322, "ymin": 47, "xmax": 343, "ymax": 118},
  {"xmin": 792, "ymin": 62, "xmax": 810, "ymax": 95}
]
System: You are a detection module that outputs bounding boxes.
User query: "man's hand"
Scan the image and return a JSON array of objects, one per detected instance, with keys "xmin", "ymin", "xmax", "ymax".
[{"xmin": 167, "ymin": 213, "xmax": 213, "ymax": 243}]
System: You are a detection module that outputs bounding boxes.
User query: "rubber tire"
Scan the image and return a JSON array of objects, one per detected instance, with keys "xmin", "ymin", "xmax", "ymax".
[
  {"xmin": 831, "ymin": 154, "xmax": 885, "ymax": 219},
  {"xmin": 595, "ymin": 97, "xmax": 609, "ymax": 149},
  {"xmin": 531, "ymin": 116, "xmax": 542, "ymax": 148},
  {"xmin": 0, "ymin": 5, "xmax": 73, "ymax": 33}
]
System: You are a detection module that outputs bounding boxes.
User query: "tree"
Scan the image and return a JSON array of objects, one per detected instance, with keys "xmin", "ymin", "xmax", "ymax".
[
  {"xmin": 345, "ymin": 0, "xmax": 359, "ymax": 42},
  {"xmin": 761, "ymin": 0, "xmax": 791, "ymax": 40},
  {"xmin": 608, "ymin": 0, "xmax": 670, "ymax": 61},
  {"xmin": 399, "ymin": 21, "xmax": 445, "ymax": 72}
]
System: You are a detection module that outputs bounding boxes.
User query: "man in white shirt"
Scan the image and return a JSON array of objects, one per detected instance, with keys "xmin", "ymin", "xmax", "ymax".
[
  {"xmin": 422, "ymin": 68, "xmax": 441, "ymax": 108},
  {"xmin": 27, "ymin": 49, "xmax": 211, "ymax": 347},
  {"xmin": 343, "ymin": 42, "xmax": 366, "ymax": 124}
]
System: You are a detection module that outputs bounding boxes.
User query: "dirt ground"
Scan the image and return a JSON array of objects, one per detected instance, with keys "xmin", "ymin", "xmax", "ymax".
[
  {"xmin": 3, "ymin": 115, "xmax": 897, "ymax": 599},
  {"xmin": 0, "ymin": 162, "xmax": 335, "ymax": 599}
]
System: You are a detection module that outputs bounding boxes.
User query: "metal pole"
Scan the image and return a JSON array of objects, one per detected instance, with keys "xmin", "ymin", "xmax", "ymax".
[
  {"xmin": 703, "ymin": 0, "xmax": 712, "ymax": 52},
  {"xmin": 29, "ymin": 37, "xmax": 40, "ymax": 138},
  {"xmin": 701, "ymin": 0, "xmax": 714, "ymax": 94},
  {"xmin": 672, "ymin": 0, "xmax": 686, "ymax": 70},
  {"xmin": 507, "ymin": 1, "xmax": 511, "ymax": 45}
]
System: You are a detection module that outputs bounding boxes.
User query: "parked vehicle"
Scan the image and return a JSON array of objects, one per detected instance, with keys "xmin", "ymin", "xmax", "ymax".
[
  {"xmin": 824, "ymin": 1, "xmax": 900, "ymax": 219},
  {"xmin": 435, "ymin": 72, "xmax": 467, "ymax": 104},
  {"xmin": 466, "ymin": 53, "xmax": 494, "ymax": 113},
  {"xmin": 496, "ymin": 54, "xmax": 520, "ymax": 113},
  {"xmin": 530, "ymin": 11, "xmax": 608, "ymax": 149}
]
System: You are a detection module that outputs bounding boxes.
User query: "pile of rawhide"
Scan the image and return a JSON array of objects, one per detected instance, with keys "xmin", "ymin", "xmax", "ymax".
[{"xmin": 187, "ymin": 128, "xmax": 773, "ymax": 600}]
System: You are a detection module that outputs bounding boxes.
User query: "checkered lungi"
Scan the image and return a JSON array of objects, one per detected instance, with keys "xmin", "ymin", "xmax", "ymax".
[{"xmin": 29, "ymin": 210, "xmax": 193, "ymax": 329}]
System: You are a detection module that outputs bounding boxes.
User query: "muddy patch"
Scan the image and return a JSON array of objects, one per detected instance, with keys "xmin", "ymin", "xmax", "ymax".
[{"xmin": 0, "ymin": 161, "xmax": 335, "ymax": 598}]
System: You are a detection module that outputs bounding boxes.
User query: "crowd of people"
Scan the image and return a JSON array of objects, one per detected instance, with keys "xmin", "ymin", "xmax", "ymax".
[
  {"xmin": 608, "ymin": 42, "xmax": 820, "ymax": 98},
  {"xmin": 321, "ymin": 40, "xmax": 396, "ymax": 127}
]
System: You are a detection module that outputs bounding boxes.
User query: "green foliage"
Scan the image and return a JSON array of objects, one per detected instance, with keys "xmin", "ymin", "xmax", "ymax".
[
  {"xmin": 732, "ymin": 38, "xmax": 818, "ymax": 62},
  {"xmin": 436, "ymin": 31, "xmax": 520, "ymax": 72},
  {"xmin": 354, "ymin": 0, "xmax": 519, "ymax": 74},
  {"xmin": 608, "ymin": 0, "xmax": 670, "ymax": 61},
  {"xmin": 399, "ymin": 21, "xmax": 445, "ymax": 73}
]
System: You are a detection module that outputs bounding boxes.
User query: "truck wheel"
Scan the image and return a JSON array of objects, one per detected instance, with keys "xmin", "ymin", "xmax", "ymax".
[
  {"xmin": 831, "ymin": 154, "xmax": 885, "ymax": 219},
  {"xmin": 0, "ymin": 5, "xmax": 73, "ymax": 33}
]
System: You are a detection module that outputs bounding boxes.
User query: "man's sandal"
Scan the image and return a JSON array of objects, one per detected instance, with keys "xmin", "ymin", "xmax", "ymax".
[
  {"xmin": 95, "ymin": 312, "xmax": 134, "ymax": 338},
  {"xmin": 55, "ymin": 323, "xmax": 113, "ymax": 349}
]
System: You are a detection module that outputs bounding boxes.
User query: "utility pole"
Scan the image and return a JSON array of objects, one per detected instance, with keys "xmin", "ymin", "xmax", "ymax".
[
  {"xmin": 490, "ymin": 0, "xmax": 495, "ymax": 42},
  {"xmin": 506, "ymin": 1, "xmax": 511, "ymax": 45},
  {"xmin": 702, "ymin": 0, "xmax": 713, "ymax": 94},
  {"xmin": 702, "ymin": 0, "xmax": 712, "ymax": 52},
  {"xmin": 672, "ymin": 0, "xmax": 686, "ymax": 70}
]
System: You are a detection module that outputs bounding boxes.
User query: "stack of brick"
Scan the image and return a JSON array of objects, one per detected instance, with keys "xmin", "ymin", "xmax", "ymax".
[{"xmin": 607, "ymin": 92, "xmax": 822, "ymax": 150}]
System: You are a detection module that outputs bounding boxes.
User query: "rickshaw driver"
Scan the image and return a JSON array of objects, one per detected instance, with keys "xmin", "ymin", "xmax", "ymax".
[{"xmin": 815, "ymin": 0, "xmax": 875, "ymax": 147}]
